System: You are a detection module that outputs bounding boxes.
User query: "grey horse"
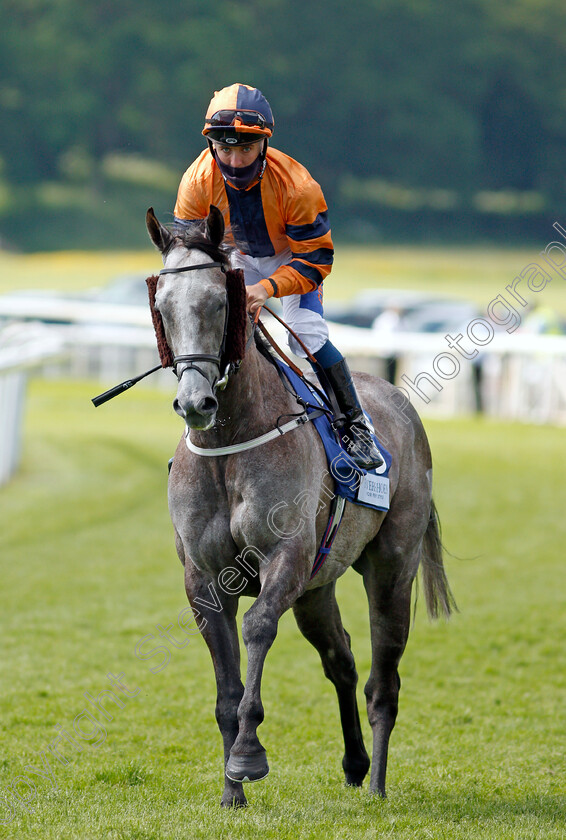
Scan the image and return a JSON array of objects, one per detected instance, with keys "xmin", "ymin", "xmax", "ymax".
[{"xmin": 146, "ymin": 206, "xmax": 455, "ymax": 808}]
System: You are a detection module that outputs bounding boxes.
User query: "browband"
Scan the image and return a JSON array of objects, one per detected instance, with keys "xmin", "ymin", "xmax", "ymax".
[{"xmin": 159, "ymin": 262, "xmax": 223, "ymax": 275}]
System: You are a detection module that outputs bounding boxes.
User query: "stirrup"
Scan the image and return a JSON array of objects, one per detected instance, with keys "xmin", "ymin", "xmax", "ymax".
[{"xmin": 343, "ymin": 421, "xmax": 384, "ymax": 470}]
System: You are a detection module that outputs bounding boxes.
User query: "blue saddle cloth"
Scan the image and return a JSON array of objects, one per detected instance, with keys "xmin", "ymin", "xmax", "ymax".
[{"xmin": 277, "ymin": 361, "xmax": 392, "ymax": 512}]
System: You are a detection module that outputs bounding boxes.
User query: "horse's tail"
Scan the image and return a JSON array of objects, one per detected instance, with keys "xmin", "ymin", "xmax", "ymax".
[{"xmin": 421, "ymin": 499, "xmax": 457, "ymax": 619}]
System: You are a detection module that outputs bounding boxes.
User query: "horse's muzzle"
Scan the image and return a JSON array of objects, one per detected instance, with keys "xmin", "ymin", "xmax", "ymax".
[{"xmin": 173, "ymin": 394, "xmax": 218, "ymax": 429}]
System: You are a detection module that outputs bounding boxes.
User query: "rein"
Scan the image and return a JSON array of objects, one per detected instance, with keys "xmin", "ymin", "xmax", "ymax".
[
  {"xmin": 257, "ymin": 305, "xmax": 345, "ymax": 424},
  {"xmin": 184, "ymin": 306, "xmax": 334, "ymax": 457},
  {"xmin": 92, "ymin": 261, "xmax": 339, "ymax": 429},
  {"xmin": 184, "ymin": 307, "xmax": 327, "ymax": 457}
]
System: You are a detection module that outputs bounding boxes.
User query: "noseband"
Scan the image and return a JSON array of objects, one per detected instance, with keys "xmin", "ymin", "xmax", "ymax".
[{"xmin": 158, "ymin": 260, "xmax": 233, "ymax": 390}]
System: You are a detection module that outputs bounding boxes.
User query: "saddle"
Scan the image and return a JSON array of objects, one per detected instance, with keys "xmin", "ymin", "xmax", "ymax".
[
  {"xmin": 274, "ymin": 359, "xmax": 391, "ymax": 509},
  {"xmin": 268, "ymin": 357, "xmax": 392, "ymax": 579}
]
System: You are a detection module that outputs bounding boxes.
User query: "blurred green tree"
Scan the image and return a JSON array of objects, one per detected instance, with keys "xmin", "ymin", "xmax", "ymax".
[{"xmin": 0, "ymin": 0, "xmax": 565, "ymax": 248}]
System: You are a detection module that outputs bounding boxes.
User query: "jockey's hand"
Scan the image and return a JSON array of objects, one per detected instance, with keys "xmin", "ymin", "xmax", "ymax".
[{"xmin": 246, "ymin": 282, "xmax": 270, "ymax": 314}]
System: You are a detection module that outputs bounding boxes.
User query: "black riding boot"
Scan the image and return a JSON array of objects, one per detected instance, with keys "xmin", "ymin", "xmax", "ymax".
[{"xmin": 322, "ymin": 359, "xmax": 384, "ymax": 470}]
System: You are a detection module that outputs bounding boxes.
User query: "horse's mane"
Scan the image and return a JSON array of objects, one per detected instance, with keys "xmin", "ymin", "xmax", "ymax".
[{"xmin": 174, "ymin": 221, "xmax": 232, "ymax": 267}]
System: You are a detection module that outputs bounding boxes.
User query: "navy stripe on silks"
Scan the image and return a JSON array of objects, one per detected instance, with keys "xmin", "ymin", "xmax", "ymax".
[
  {"xmin": 225, "ymin": 181, "xmax": 275, "ymax": 257},
  {"xmin": 290, "ymin": 247, "xmax": 334, "ymax": 266},
  {"xmin": 286, "ymin": 211, "xmax": 330, "ymax": 242},
  {"xmin": 173, "ymin": 217, "xmax": 202, "ymax": 234},
  {"xmin": 289, "ymin": 259, "xmax": 323, "ymax": 287}
]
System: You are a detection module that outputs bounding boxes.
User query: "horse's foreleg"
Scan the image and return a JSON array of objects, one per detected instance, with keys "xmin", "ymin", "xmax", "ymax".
[
  {"xmin": 362, "ymin": 548, "xmax": 415, "ymax": 797},
  {"xmin": 292, "ymin": 582, "xmax": 370, "ymax": 786},
  {"xmin": 225, "ymin": 551, "xmax": 305, "ymax": 784},
  {"xmin": 184, "ymin": 564, "xmax": 247, "ymax": 808}
]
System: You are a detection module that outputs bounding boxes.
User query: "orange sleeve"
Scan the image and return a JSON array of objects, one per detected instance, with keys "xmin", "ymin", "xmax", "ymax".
[{"xmin": 267, "ymin": 176, "xmax": 334, "ymax": 298}]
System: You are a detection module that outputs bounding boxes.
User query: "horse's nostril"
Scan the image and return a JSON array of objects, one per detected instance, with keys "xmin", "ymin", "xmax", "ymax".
[
  {"xmin": 173, "ymin": 395, "xmax": 217, "ymax": 421},
  {"xmin": 198, "ymin": 396, "xmax": 218, "ymax": 415}
]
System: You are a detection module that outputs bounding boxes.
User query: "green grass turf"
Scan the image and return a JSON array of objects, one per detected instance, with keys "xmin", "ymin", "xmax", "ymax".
[
  {"xmin": 2, "ymin": 244, "xmax": 566, "ymax": 315},
  {"xmin": 0, "ymin": 380, "xmax": 564, "ymax": 839}
]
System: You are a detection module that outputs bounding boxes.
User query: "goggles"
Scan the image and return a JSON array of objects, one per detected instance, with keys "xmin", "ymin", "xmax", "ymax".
[{"xmin": 208, "ymin": 109, "xmax": 272, "ymax": 130}]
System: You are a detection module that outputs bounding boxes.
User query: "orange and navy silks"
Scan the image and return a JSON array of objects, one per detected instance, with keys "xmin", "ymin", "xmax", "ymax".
[{"xmin": 173, "ymin": 147, "xmax": 334, "ymax": 299}]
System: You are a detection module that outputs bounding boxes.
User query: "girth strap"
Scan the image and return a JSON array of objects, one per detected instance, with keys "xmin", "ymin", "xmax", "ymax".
[{"xmin": 310, "ymin": 495, "xmax": 347, "ymax": 579}]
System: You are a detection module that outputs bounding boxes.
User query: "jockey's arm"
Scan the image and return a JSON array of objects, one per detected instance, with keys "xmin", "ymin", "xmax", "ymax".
[{"xmin": 259, "ymin": 180, "xmax": 334, "ymax": 299}]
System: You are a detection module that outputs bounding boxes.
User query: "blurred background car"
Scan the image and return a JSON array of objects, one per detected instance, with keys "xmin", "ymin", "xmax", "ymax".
[{"xmin": 324, "ymin": 288, "xmax": 479, "ymax": 333}]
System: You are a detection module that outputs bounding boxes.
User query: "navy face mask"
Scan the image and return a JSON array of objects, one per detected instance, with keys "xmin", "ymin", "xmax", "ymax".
[{"xmin": 216, "ymin": 155, "xmax": 263, "ymax": 190}]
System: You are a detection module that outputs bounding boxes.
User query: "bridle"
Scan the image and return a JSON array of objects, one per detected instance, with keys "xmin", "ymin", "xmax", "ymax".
[
  {"xmin": 158, "ymin": 260, "xmax": 234, "ymax": 391},
  {"xmin": 91, "ymin": 257, "xmax": 238, "ymax": 408}
]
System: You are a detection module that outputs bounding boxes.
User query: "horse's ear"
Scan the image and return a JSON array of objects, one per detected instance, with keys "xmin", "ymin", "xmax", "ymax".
[
  {"xmin": 206, "ymin": 205, "xmax": 225, "ymax": 247},
  {"xmin": 146, "ymin": 207, "xmax": 174, "ymax": 253}
]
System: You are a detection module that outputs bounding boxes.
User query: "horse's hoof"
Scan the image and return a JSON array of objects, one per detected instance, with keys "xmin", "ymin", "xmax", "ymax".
[
  {"xmin": 220, "ymin": 792, "xmax": 248, "ymax": 808},
  {"xmin": 226, "ymin": 750, "xmax": 269, "ymax": 783},
  {"xmin": 343, "ymin": 753, "xmax": 370, "ymax": 787},
  {"xmin": 345, "ymin": 773, "xmax": 365, "ymax": 787}
]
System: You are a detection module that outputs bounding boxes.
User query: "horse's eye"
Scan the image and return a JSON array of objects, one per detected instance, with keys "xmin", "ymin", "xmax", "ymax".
[{"xmin": 207, "ymin": 299, "xmax": 224, "ymax": 316}]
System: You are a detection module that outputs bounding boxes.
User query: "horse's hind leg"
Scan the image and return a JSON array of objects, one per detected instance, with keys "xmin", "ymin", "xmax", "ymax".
[
  {"xmin": 292, "ymin": 582, "xmax": 370, "ymax": 786},
  {"xmin": 361, "ymin": 543, "xmax": 417, "ymax": 797}
]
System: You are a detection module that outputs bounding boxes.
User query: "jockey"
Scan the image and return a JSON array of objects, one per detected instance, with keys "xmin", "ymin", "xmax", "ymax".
[{"xmin": 173, "ymin": 83, "xmax": 383, "ymax": 470}]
